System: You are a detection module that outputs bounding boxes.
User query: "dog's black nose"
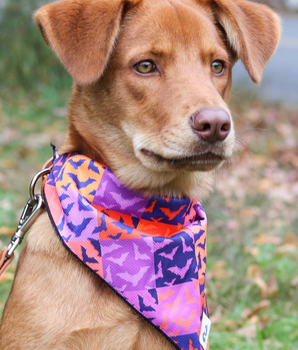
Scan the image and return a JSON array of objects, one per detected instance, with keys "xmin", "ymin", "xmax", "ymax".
[{"xmin": 191, "ymin": 108, "xmax": 231, "ymax": 143}]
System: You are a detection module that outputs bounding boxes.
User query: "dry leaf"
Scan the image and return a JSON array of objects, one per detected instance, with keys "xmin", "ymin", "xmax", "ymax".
[
  {"xmin": 267, "ymin": 275, "xmax": 278, "ymax": 297},
  {"xmin": 230, "ymin": 338, "xmax": 238, "ymax": 343},
  {"xmin": 224, "ymin": 319, "xmax": 234, "ymax": 330},
  {"xmin": 208, "ymin": 261, "xmax": 227, "ymax": 279},
  {"xmin": 236, "ymin": 323, "xmax": 256, "ymax": 338},
  {"xmin": 247, "ymin": 264, "xmax": 262, "ymax": 278},
  {"xmin": 253, "ymin": 233, "xmax": 282, "ymax": 246},
  {"xmin": 0, "ymin": 272, "xmax": 14, "ymax": 283},
  {"xmin": 257, "ymin": 178, "xmax": 274, "ymax": 193},
  {"xmin": 242, "ymin": 300, "xmax": 270, "ymax": 320},
  {"xmin": 285, "ymin": 233, "xmax": 298, "ymax": 245},
  {"xmin": 0, "ymin": 128, "xmax": 21, "ymax": 145},
  {"xmin": 0, "ymin": 227, "xmax": 14, "ymax": 236},
  {"xmin": 276, "ymin": 244, "xmax": 297, "ymax": 254},
  {"xmin": 253, "ymin": 277, "xmax": 268, "ymax": 299},
  {"xmin": 290, "ymin": 276, "xmax": 298, "ymax": 287},
  {"xmin": 240, "ymin": 208, "xmax": 257, "ymax": 219},
  {"xmin": 245, "ymin": 247, "xmax": 260, "ymax": 257},
  {"xmin": 210, "ymin": 306, "xmax": 223, "ymax": 324}
]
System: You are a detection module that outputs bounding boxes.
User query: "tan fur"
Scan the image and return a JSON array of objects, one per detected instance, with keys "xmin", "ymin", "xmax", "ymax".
[{"xmin": 0, "ymin": 0, "xmax": 280, "ymax": 348}]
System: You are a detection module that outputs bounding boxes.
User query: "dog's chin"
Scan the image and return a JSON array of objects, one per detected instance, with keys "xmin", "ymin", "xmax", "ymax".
[{"xmin": 138, "ymin": 149, "xmax": 226, "ymax": 172}]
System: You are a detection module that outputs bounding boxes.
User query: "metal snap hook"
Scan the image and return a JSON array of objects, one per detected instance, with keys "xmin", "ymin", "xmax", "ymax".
[{"xmin": 29, "ymin": 168, "xmax": 52, "ymax": 200}]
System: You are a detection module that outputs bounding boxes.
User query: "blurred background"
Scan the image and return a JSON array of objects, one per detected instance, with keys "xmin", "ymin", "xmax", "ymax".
[{"xmin": 0, "ymin": 0, "xmax": 297, "ymax": 349}]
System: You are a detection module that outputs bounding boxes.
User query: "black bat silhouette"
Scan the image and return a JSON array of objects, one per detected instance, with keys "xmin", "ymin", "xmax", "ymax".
[
  {"xmin": 69, "ymin": 158, "xmax": 86, "ymax": 169},
  {"xmin": 67, "ymin": 173, "xmax": 96, "ymax": 189},
  {"xmin": 67, "ymin": 217, "xmax": 93, "ymax": 237},
  {"xmin": 61, "ymin": 182, "xmax": 71, "ymax": 191},
  {"xmin": 92, "ymin": 214, "xmax": 107, "ymax": 234},
  {"xmin": 81, "ymin": 246, "xmax": 98, "ymax": 263},
  {"xmin": 138, "ymin": 296, "xmax": 156, "ymax": 312},
  {"xmin": 57, "ymin": 216, "xmax": 65, "ymax": 231},
  {"xmin": 88, "ymin": 160, "xmax": 100, "ymax": 174},
  {"xmin": 78, "ymin": 195, "xmax": 93, "ymax": 212},
  {"xmin": 64, "ymin": 202, "xmax": 74, "ymax": 216},
  {"xmin": 108, "ymin": 232, "xmax": 122, "ymax": 240},
  {"xmin": 88, "ymin": 238, "xmax": 101, "ymax": 256}
]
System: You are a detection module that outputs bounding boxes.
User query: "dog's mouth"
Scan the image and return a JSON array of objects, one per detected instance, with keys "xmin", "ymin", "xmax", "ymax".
[{"xmin": 140, "ymin": 149, "xmax": 225, "ymax": 171}]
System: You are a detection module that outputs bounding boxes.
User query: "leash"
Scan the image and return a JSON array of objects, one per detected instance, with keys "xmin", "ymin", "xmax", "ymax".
[{"xmin": 0, "ymin": 145, "xmax": 58, "ymax": 276}]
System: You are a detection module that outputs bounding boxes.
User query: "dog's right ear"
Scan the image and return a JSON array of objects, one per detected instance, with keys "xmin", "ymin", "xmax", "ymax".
[
  {"xmin": 209, "ymin": 0, "xmax": 280, "ymax": 84},
  {"xmin": 34, "ymin": 0, "xmax": 140, "ymax": 85}
]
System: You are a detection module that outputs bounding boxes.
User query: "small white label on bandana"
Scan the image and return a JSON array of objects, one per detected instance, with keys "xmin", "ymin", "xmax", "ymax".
[{"xmin": 199, "ymin": 312, "xmax": 211, "ymax": 350}]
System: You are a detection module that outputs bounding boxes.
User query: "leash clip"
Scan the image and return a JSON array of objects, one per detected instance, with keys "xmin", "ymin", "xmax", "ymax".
[{"xmin": 6, "ymin": 167, "xmax": 51, "ymax": 259}]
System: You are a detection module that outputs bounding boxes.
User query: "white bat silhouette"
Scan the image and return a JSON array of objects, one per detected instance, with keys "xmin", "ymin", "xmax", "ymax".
[
  {"xmin": 117, "ymin": 266, "xmax": 150, "ymax": 287},
  {"xmin": 168, "ymin": 258, "xmax": 193, "ymax": 279},
  {"xmin": 97, "ymin": 180, "xmax": 108, "ymax": 198},
  {"xmin": 105, "ymin": 265, "xmax": 113, "ymax": 283},
  {"xmin": 153, "ymin": 239, "xmax": 173, "ymax": 251},
  {"xmin": 110, "ymin": 192, "xmax": 144, "ymax": 210},
  {"xmin": 133, "ymin": 243, "xmax": 151, "ymax": 260},
  {"xmin": 159, "ymin": 246, "xmax": 179, "ymax": 260},
  {"xmin": 181, "ymin": 236, "xmax": 193, "ymax": 253},
  {"xmin": 150, "ymin": 261, "xmax": 163, "ymax": 282},
  {"xmin": 106, "ymin": 252, "xmax": 129, "ymax": 266},
  {"xmin": 102, "ymin": 243, "xmax": 122, "ymax": 254}
]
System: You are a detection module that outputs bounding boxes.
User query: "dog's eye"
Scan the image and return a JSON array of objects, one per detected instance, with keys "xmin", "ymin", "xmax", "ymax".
[
  {"xmin": 211, "ymin": 60, "xmax": 225, "ymax": 75},
  {"xmin": 134, "ymin": 61, "xmax": 156, "ymax": 74}
]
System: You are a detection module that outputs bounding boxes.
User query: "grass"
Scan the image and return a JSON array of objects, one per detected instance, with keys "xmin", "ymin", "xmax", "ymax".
[
  {"xmin": 0, "ymin": 84, "xmax": 298, "ymax": 349},
  {"xmin": 0, "ymin": 85, "xmax": 70, "ymax": 314}
]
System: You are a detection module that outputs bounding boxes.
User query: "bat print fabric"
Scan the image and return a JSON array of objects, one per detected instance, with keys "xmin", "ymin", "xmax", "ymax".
[{"xmin": 44, "ymin": 153, "xmax": 208, "ymax": 350}]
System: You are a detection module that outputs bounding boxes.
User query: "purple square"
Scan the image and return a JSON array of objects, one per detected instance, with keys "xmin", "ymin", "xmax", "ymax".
[{"xmin": 101, "ymin": 238, "xmax": 155, "ymax": 292}]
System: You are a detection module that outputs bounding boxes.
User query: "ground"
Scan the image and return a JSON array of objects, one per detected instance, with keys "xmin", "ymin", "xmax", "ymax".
[{"xmin": 0, "ymin": 86, "xmax": 298, "ymax": 349}]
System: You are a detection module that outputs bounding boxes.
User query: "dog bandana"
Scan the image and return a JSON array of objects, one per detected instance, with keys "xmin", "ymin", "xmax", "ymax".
[{"xmin": 44, "ymin": 153, "xmax": 209, "ymax": 350}]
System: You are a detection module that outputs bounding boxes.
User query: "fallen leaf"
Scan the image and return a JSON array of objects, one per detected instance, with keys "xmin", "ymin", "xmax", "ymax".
[
  {"xmin": 290, "ymin": 276, "xmax": 298, "ymax": 287},
  {"xmin": 242, "ymin": 300, "xmax": 271, "ymax": 320},
  {"xmin": 240, "ymin": 208, "xmax": 258, "ymax": 219},
  {"xmin": 285, "ymin": 233, "xmax": 298, "ymax": 246},
  {"xmin": 253, "ymin": 233, "xmax": 282, "ymax": 246},
  {"xmin": 224, "ymin": 319, "xmax": 234, "ymax": 330},
  {"xmin": 267, "ymin": 275, "xmax": 278, "ymax": 297},
  {"xmin": 276, "ymin": 244, "xmax": 297, "ymax": 255},
  {"xmin": 253, "ymin": 277, "xmax": 268, "ymax": 299},
  {"xmin": 0, "ymin": 227, "xmax": 14, "ymax": 236},
  {"xmin": 236, "ymin": 323, "xmax": 256, "ymax": 338},
  {"xmin": 230, "ymin": 338, "xmax": 238, "ymax": 343},
  {"xmin": 245, "ymin": 247, "xmax": 260, "ymax": 257},
  {"xmin": 0, "ymin": 272, "xmax": 14, "ymax": 283},
  {"xmin": 210, "ymin": 306, "xmax": 223, "ymax": 324},
  {"xmin": 0, "ymin": 128, "xmax": 21, "ymax": 145},
  {"xmin": 247, "ymin": 264, "xmax": 262, "ymax": 278},
  {"xmin": 208, "ymin": 261, "xmax": 227, "ymax": 279}
]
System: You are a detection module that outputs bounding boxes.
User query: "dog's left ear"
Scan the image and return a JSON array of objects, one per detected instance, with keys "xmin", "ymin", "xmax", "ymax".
[
  {"xmin": 209, "ymin": 0, "xmax": 281, "ymax": 84},
  {"xmin": 34, "ymin": 0, "xmax": 140, "ymax": 85}
]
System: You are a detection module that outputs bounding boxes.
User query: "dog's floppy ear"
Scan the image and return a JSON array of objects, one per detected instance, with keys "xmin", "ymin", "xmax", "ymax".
[
  {"xmin": 34, "ymin": 0, "xmax": 139, "ymax": 85},
  {"xmin": 210, "ymin": 0, "xmax": 280, "ymax": 84}
]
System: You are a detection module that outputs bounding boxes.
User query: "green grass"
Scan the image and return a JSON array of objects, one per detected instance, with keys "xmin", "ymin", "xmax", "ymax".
[{"xmin": 0, "ymin": 85, "xmax": 298, "ymax": 349}]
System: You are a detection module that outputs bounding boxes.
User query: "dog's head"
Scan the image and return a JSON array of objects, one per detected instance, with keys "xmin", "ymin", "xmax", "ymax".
[{"xmin": 35, "ymin": 0, "xmax": 280, "ymax": 198}]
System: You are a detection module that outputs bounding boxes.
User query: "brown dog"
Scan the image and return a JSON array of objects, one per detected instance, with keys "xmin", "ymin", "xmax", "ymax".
[{"xmin": 0, "ymin": 0, "xmax": 280, "ymax": 349}]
